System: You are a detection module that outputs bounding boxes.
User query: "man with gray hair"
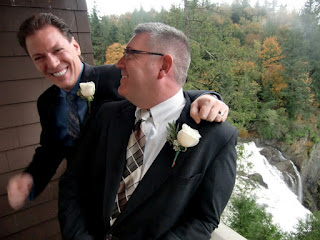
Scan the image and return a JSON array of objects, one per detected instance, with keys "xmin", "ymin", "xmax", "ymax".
[
  {"xmin": 59, "ymin": 22, "xmax": 238, "ymax": 240},
  {"xmin": 134, "ymin": 22, "xmax": 191, "ymax": 85},
  {"xmin": 7, "ymin": 13, "xmax": 229, "ymax": 211}
]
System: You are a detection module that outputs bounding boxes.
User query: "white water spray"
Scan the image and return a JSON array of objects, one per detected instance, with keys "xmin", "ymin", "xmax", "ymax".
[{"xmin": 241, "ymin": 142, "xmax": 310, "ymax": 233}]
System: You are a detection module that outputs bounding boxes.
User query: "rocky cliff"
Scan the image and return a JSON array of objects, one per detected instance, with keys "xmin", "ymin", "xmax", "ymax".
[{"xmin": 254, "ymin": 138, "xmax": 320, "ymax": 212}]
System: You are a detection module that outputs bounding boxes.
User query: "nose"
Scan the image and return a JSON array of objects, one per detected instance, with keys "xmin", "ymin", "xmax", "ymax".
[
  {"xmin": 116, "ymin": 55, "xmax": 125, "ymax": 69},
  {"xmin": 46, "ymin": 53, "xmax": 60, "ymax": 69}
]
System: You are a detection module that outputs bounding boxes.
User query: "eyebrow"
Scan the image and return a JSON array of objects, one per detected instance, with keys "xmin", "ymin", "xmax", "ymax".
[{"xmin": 30, "ymin": 43, "xmax": 64, "ymax": 57}]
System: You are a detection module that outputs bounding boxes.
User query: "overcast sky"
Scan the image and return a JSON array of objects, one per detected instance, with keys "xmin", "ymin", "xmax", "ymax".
[{"xmin": 86, "ymin": 0, "xmax": 306, "ymax": 17}]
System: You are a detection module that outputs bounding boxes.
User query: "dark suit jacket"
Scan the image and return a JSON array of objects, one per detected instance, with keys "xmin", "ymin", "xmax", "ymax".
[
  {"xmin": 25, "ymin": 63, "xmax": 123, "ymax": 197},
  {"xmin": 59, "ymin": 92, "xmax": 238, "ymax": 240}
]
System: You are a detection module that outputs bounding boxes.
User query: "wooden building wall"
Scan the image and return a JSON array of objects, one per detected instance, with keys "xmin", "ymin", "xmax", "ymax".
[{"xmin": 0, "ymin": 1, "xmax": 94, "ymax": 239}]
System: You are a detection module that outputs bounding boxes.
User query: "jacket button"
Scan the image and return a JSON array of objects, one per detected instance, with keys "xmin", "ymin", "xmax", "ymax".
[{"xmin": 105, "ymin": 234, "xmax": 113, "ymax": 240}]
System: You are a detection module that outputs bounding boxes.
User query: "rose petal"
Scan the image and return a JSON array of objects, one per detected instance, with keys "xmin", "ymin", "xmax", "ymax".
[
  {"xmin": 80, "ymin": 82, "xmax": 95, "ymax": 97},
  {"xmin": 177, "ymin": 124, "xmax": 201, "ymax": 148},
  {"xmin": 177, "ymin": 131, "xmax": 200, "ymax": 147}
]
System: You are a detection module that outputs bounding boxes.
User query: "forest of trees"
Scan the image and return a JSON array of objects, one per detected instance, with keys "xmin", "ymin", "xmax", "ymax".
[
  {"xmin": 87, "ymin": 1, "xmax": 320, "ymax": 238},
  {"xmin": 89, "ymin": 0, "xmax": 320, "ymax": 148}
]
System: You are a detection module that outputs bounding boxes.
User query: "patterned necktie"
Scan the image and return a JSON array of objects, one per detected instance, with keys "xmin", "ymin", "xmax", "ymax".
[
  {"xmin": 110, "ymin": 109, "xmax": 150, "ymax": 225},
  {"xmin": 66, "ymin": 93, "xmax": 80, "ymax": 141}
]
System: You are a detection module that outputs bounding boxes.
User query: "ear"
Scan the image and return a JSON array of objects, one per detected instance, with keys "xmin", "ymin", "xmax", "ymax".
[
  {"xmin": 71, "ymin": 37, "xmax": 81, "ymax": 56},
  {"xmin": 158, "ymin": 54, "xmax": 173, "ymax": 79}
]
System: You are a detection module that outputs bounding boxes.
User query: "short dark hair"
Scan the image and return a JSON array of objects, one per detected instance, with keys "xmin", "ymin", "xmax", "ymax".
[{"xmin": 17, "ymin": 13, "xmax": 73, "ymax": 53}]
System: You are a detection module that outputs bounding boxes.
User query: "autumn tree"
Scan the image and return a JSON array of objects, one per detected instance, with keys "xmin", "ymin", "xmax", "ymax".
[
  {"xmin": 259, "ymin": 36, "xmax": 287, "ymax": 105},
  {"xmin": 87, "ymin": 0, "xmax": 320, "ymax": 143},
  {"xmin": 183, "ymin": 2, "xmax": 260, "ymax": 132},
  {"xmin": 105, "ymin": 43, "xmax": 126, "ymax": 64}
]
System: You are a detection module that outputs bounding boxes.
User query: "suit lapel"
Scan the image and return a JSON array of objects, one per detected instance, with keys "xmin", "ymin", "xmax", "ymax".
[
  {"xmin": 112, "ymin": 93, "xmax": 194, "ymax": 227},
  {"xmin": 102, "ymin": 102, "xmax": 136, "ymax": 224},
  {"xmin": 79, "ymin": 63, "xmax": 96, "ymax": 128}
]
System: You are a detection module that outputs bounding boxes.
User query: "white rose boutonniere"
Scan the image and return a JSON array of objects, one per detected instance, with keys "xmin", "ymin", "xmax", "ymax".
[
  {"xmin": 167, "ymin": 121, "xmax": 201, "ymax": 167},
  {"xmin": 77, "ymin": 81, "xmax": 95, "ymax": 113}
]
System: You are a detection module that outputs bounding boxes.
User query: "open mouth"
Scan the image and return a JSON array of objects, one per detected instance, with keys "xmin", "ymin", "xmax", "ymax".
[
  {"xmin": 121, "ymin": 71, "xmax": 128, "ymax": 79},
  {"xmin": 52, "ymin": 67, "xmax": 67, "ymax": 77}
]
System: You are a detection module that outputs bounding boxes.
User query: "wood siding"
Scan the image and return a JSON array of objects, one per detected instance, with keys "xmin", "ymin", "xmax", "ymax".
[{"xmin": 0, "ymin": 1, "xmax": 94, "ymax": 239}]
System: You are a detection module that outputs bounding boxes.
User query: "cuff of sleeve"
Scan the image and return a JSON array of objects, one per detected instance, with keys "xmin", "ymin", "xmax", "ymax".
[{"xmin": 200, "ymin": 91, "xmax": 223, "ymax": 101}]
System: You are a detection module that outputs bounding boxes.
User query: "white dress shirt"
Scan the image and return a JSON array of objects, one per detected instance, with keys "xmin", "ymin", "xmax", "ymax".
[{"xmin": 134, "ymin": 89, "xmax": 186, "ymax": 178}]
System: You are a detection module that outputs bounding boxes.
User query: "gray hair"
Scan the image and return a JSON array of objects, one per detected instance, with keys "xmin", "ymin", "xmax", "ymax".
[{"xmin": 134, "ymin": 22, "xmax": 190, "ymax": 85}]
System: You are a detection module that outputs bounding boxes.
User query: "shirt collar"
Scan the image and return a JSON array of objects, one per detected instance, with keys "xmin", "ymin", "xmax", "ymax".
[
  {"xmin": 60, "ymin": 62, "xmax": 84, "ymax": 97},
  {"xmin": 135, "ymin": 88, "xmax": 185, "ymax": 128}
]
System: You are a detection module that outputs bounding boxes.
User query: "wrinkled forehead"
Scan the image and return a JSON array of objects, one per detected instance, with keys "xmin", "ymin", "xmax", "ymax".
[{"xmin": 25, "ymin": 25, "xmax": 71, "ymax": 54}]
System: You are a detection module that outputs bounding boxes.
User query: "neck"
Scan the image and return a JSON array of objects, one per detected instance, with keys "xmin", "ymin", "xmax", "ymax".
[{"xmin": 140, "ymin": 87, "xmax": 182, "ymax": 110}]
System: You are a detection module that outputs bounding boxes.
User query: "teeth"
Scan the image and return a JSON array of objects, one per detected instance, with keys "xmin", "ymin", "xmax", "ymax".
[
  {"xmin": 122, "ymin": 75, "xmax": 128, "ymax": 78},
  {"xmin": 52, "ymin": 68, "xmax": 67, "ymax": 77}
]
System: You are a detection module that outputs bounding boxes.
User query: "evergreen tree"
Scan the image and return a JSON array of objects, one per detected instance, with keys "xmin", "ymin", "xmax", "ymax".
[
  {"xmin": 279, "ymin": 27, "xmax": 315, "ymax": 120},
  {"xmin": 231, "ymin": 0, "xmax": 242, "ymax": 23},
  {"xmin": 300, "ymin": 0, "xmax": 320, "ymax": 104},
  {"xmin": 89, "ymin": 4, "xmax": 107, "ymax": 65},
  {"xmin": 87, "ymin": 0, "xmax": 320, "ymax": 144}
]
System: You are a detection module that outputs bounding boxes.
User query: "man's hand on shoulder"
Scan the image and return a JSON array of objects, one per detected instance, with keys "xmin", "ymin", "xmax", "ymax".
[{"xmin": 190, "ymin": 94, "xmax": 229, "ymax": 124}]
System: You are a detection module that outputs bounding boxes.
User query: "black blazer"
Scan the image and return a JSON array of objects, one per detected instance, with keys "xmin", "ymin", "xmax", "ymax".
[
  {"xmin": 25, "ymin": 63, "xmax": 123, "ymax": 197},
  {"xmin": 59, "ymin": 92, "xmax": 238, "ymax": 240}
]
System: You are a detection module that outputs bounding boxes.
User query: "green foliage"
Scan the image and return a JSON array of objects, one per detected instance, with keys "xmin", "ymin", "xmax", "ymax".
[
  {"xmin": 255, "ymin": 107, "xmax": 289, "ymax": 140},
  {"xmin": 89, "ymin": 4, "xmax": 107, "ymax": 65},
  {"xmin": 223, "ymin": 144, "xmax": 320, "ymax": 240},
  {"xmin": 225, "ymin": 144, "xmax": 285, "ymax": 239},
  {"xmin": 229, "ymin": 195, "xmax": 284, "ymax": 240},
  {"xmin": 310, "ymin": 130, "xmax": 319, "ymax": 144},
  {"xmin": 89, "ymin": 0, "xmax": 320, "ymax": 145},
  {"xmin": 233, "ymin": 144, "xmax": 255, "ymax": 195},
  {"xmin": 289, "ymin": 211, "xmax": 320, "ymax": 240},
  {"xmin": 89, "ymin": 3, "xmax": 320, "ymax": 238}
]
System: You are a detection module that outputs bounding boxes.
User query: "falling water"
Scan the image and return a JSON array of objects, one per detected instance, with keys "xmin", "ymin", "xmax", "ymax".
[
  {"xmin": 290, "ymin": 161, "xmax": 303, "ymax": 203},
  {"xmin": 277, "ymin": 150, "xmax": 304, "ymax": 203},
  {"xmin": 241, "ymin": 142, "xmax": 311, "ymax": 233}
]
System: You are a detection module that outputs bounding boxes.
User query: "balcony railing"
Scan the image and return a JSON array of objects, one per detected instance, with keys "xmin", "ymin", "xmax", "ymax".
[{"xmin": 211, "ymin": 223, "xmax": 247, "ymax": 240}]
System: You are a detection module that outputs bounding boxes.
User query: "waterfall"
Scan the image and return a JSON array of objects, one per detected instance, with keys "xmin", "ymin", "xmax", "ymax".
[
  {"xmin": 290, "ymin": 161, "xmax": 303, "ymax": 203},
  {"xmin": 277, "ymin": 150, "xmax": 304, "ymax": 203},
  {"xmin": 240, "ymin": 142, "xmax": 310, "ymax": 233}
]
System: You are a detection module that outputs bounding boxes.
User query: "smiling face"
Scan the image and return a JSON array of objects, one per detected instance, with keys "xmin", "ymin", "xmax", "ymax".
[
  {"xmin": 116, "ymin": 33, "xmax": 164, "ymax": 108},
  {"xmin": 25, "ymin": 25, "xmax": 82, "ymax": 92}
]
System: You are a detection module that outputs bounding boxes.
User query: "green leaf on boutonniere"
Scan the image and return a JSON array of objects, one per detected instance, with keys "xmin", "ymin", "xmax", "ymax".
[
  {"xmin": 166, "ymin": 121, "xmax": 187, "ymax": 167},
  {"xmin": 166, "ymin": 120, "xmax": 201, "ymax": 167}
]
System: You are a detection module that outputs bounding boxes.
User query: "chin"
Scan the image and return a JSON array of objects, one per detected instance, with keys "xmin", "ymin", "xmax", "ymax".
[
  {"xmin": 117, "ymin": 87, "xmax": 126, "ymax": 98},
  {"xmin": 56, "ymin": 82, "xmax": 73, "ymax": 92}
]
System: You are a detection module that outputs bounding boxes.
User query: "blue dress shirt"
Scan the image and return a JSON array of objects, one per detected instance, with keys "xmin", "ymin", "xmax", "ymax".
[
  {"xmin": 29, "ymin": 63, "xmax": 87, "ymax": 200},
  {"xmin": 55, "ymin": 62, "xmax": 87, "ymax": 146}
]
